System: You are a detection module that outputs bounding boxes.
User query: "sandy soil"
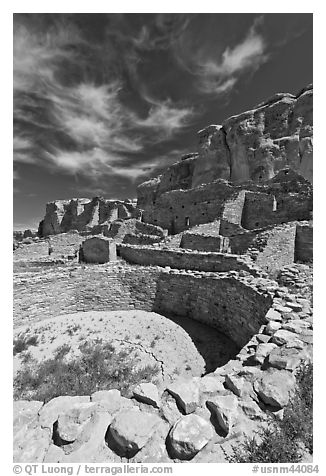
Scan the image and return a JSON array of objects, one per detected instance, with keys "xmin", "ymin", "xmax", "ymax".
[{"xmin": 13, "ymin": 310, "xmax": 239, "ymax": 384}]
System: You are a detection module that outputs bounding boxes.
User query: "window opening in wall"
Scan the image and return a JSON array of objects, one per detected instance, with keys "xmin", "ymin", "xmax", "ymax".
[{"xmin": 185, "ymin": 217, "xmax": 190, "ymax": 227}]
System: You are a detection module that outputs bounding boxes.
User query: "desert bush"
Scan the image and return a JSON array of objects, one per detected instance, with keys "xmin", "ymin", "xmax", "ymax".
[
  {"xmin": 14, "ymin": 340, "xmax": 160, "ymax": 403},
  {"xmin": 13, "ymin": 334, "xmax": 38, "ymax": 355},
  {"xmin": 226, "ymin": 362, "xmax": 313, "ymax": 463}
]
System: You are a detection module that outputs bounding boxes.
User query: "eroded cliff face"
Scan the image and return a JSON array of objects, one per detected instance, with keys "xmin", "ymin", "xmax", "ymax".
[
  {"xmin": 38, "ymin": 197, "xmax": 141, "ymax": 237},
  {"xmin": 137, "ymin": 85, "xmax": 313, "ymax": 213}
]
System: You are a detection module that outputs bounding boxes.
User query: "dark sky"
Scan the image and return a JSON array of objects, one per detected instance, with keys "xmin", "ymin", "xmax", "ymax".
[{"xmin": 13, "ymin": 13, "xmax": 313, "ymax": 230}]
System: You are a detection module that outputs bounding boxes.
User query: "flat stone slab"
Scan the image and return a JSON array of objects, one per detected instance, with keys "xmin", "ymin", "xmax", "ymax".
[
  {"xmin": 268, "ymin": 347, "xmax": 308, "ymax": 371},
  {"xmin": 282, "ymin": 320, "xmax": 311, "ymax": 334},
  {"xmin": 168, "ymin": 414, "xmax": 214, "ymax": 460},
  {"xmin": 133, "ymin": 382, "xmax": 160, "ymax": 408},
  {"xmin": 271, "ymin": 329, "xmax": 305, "ymax": 346},
  {"xmin": 264, "ymin": 309, "xmax": 282, "ymax": 322},
  {"xmin": 199, "ymin": 374, "xmax": 225, "ymax": 394},
  {"xmin": 14, "ymin": 400, "xmax": 44, "ymax": 428},
  {"xmin": 91, "ymin": 389, "xmax": 134, "ymax": 413}
]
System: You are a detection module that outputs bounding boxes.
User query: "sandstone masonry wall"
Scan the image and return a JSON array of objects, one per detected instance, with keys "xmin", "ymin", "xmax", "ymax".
[
  {"xmin": 153, "ymin": 272, "xmax": 272, "ymax": 347},
  {"xmin": 139, "ymin": 170, "xmax": 312, "ymax": 235},
  {"xmin": 14, "ymin": 263, "xmax": 272, "ymax": 348},
  {"xmin": 229, "ymin": 223, "xmax": 298, "ymax": 276},
  {"xmin": 180, "ymin": 233, "xmax": 229, "ymax": 253},
  {"xmin": 295, "ymin": 222, "xmax": 313, "ymax": 262},
  {"xmin": 119, "ymin": 245, "xmax": 257, "ymax": 274},
  {"xmin": 39, "ymin": 198, "xmax": 142, "ymax": 237}
]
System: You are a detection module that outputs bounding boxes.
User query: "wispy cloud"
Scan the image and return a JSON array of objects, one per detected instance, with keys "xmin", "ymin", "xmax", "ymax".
[
  {"xmin": 198, "ymin": 17, "xmax": 268, "ymax": 94},
  {"xmin": 132, "ymin": 14, "xmax": 191, "ymax": 51},
  {"xmin": 134, "ymin": 93, "xmax": 194, "ymax": 139},
  {"xmin": 173, "ymin": 15, "xmax": 269, "ymax": 96},
  {"xmin": 13, "ymin": 16, "xmax": 195, "ymax": 182}
]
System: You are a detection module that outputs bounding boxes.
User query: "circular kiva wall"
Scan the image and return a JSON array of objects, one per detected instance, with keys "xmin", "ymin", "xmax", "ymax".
[{"xmin": 14, "ymin": 263, "xmax": 273, "ymax": 350}]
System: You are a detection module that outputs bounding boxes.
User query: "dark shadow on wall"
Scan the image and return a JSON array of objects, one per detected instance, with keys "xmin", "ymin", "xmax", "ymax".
[{"xmin": 154, "ymin": 311, "xmax": 240, "ymax": 374}]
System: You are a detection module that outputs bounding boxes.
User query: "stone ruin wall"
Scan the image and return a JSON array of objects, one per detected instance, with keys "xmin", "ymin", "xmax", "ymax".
[
  {"xmin": 38, "ymin": 198, "xmax": 142, "ymax": 237},
  {"xmin": 118, "ymin": 244, "xmax": 258, "ymax": 276},
  {"xmin": 295, "ymin": 223, "xmax": 313, "ymax": 262},
  {"xmin": 14, "ymin": 261, "xmax": 272, "ymax": 349},
  {"xmin": 153, "ymin": 272, "xmax": 272, "ymax": 347},
  {"xmin": 180, "ymin": 232, "xmax": 229, "ymax": 253},
  {"xmin": 138, "ymin": 170, "xmax": 312, "ymax": 236}
]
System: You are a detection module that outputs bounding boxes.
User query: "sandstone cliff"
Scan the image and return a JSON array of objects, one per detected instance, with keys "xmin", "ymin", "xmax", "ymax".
[
  {"xmin": 137, "ymin": 84, "xmax": 313, "ymax": 211},
  {"xmin": 38, "ymin": 197, "xmax": 141, "ymax": 237}
]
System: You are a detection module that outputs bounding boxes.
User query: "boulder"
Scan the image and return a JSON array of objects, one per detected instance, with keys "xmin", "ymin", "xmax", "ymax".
[
  {"xmin": 239, "ymin": 399, "xmax": 265, "ymax": 421},
  {"xmin": 224, "ymin": 374, "xmax": 245, "ymax": 397},
  {"xmin": 206, "ymin": 394, "xmax": 239, "ymax": 434},
  {"xmin": 254, "ymin": 343, "xmax": 278, "ymax": 364},
  {"xmin": 108, "ymin": 409, "xmax": 161, "ymax": 457},
  {"xmin": 265, "ymin": 321, "xmax": 282, "ymax": 335},
  {"xmin": 91, "ymin": 389, "xmax": 124, "ymax": 413},
  {"xmin": 13, "ymin": 400, "xmax": 43, "ymax": 428},
  {"xmin": 56, "ymin": 403, "xmax": 98, "ymax": 442},
  {"xmin": 38, "ymin": 396, "xmax": 90, "ymax": 429},
  {"xmin": 254, "ymin": 369, "xmax": 295, "ymax": 408},
  {"xmin": 14, "ymin": 425, "xmax": 52, "ymax": 463},
  {"xmin": 168, "ymin": 414, "xmax": 214, "ymax": 460}
]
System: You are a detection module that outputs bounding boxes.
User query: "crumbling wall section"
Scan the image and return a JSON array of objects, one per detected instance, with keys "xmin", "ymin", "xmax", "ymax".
[{"xmin": 295, "ymin": 222, "xmax": 313, "ymax": 262}]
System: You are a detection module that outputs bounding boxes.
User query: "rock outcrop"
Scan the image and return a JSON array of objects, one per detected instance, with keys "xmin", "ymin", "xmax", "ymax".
[{"xmin": 137, "ymin": 85, "xmax": 313, "ymax": 220}]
